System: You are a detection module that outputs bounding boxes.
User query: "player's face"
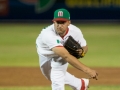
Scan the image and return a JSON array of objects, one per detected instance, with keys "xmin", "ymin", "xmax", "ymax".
[{"xmin": 54, "ymin": 20, "xmax": 70, "ymax": 36}]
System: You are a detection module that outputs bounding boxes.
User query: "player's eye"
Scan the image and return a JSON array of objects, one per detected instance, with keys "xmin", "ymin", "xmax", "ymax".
[{"xmin": 56, "ymin": 21, "xmax": 66, "ymax": 24}]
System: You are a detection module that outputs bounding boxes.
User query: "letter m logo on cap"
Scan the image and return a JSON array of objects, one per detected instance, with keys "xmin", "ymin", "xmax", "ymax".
[
  {"xmin": 58, "ymin": 11, "xmax": 63, "ymax": 17},
  {"xmin": 53, "ymin": 8, "xmax": 70, "ymax": 21}
]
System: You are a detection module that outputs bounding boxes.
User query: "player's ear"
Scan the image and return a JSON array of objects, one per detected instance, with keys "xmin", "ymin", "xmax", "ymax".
[
  {"xmin": 68, "ymin": 20, "xmax": 71, "ymax": 25},
  {"xmin": 53, "ymin": 21, "xmax": 55, "ymax": 23}
]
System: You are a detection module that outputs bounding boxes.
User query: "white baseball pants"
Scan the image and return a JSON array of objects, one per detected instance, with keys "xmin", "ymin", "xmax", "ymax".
[{"xmin": 39, "ymin": 56, "xmax": 82, "ymax": 90}]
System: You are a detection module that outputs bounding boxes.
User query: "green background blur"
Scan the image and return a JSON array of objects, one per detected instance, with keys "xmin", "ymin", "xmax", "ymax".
[
  {"xmin": 0, "ymin": 23, "xmax": 120, "ymax": 90},
  {"xmin": 0, "ymin": 23, "xmax": 120, "ymax": 67}
]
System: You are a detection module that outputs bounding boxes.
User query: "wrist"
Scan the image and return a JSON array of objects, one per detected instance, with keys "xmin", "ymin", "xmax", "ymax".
[{"xmin": 83, "ymin": 67, "xmax": 91, "ymax": 74}]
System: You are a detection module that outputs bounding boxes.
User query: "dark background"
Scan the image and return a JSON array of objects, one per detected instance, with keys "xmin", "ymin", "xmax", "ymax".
[{"xmin": 0, "ymin": 0, "xmax": 120, "ymax": 21}]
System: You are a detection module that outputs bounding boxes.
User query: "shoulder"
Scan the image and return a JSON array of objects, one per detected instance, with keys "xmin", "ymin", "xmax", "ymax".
[
  {"xmin": 40, "ymin": 24, "xmax": 55, "ymax": 35},
  {"xmin": 69, "ymin": 24, "xmax": 79, "ymax": 29},
  {"xmin": 68, "ymin": 24, "xmax": 82, "ymax": 33},
  {"xmin": 41, "ymin": 24, "xmax": 54, "ymax": 32},
  {"xmin": 36, "ymin": 24, "xmax": 56, "ymax": 40}
]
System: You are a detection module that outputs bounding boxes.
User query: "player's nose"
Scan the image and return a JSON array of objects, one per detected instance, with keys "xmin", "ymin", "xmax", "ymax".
[{"xmin": 57, "ymin": 24, "xmax": 63, "ymax": 27}]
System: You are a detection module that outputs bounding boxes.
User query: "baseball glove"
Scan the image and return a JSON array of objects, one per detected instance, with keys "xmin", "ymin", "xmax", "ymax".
[{"xmin": 64, "ymin": 36, "xmax": 84, "ymax": 59}]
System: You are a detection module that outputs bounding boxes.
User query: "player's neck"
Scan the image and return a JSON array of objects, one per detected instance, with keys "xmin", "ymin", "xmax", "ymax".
[{"xmin": 60, "ymin": 28, "xmax": 69, "ymax": 38}]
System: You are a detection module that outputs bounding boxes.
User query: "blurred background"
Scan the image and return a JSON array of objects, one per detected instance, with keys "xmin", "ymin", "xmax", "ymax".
[
  {"xmin": 0, "ymin": 0, "xmax": 120, "ymax": 90},
  {"xmin": 0, "ymin": 0, "xmax": 120, "ymax": 22}
]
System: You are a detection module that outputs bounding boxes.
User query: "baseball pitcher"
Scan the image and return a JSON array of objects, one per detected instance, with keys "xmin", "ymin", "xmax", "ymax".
[{"xmin": 36, "ymin": 8, "xmax": 98, "ymax": 90}]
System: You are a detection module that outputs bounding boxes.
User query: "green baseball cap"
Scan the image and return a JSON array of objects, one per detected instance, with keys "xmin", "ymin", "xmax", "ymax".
[{"xmin": 52, "ymin": 8, "xmax": 70, "ymax": 21}]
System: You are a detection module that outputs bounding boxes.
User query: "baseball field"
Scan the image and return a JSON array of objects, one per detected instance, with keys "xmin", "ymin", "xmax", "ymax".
[{"xmin": 0, "ymin": 22, "xmax": 120, "ymax": 90}]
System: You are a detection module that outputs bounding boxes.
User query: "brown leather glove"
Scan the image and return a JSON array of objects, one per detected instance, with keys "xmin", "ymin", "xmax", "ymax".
[{"xmin": 64, "ymin": 36, "xmax": 84, "ymax": 59}]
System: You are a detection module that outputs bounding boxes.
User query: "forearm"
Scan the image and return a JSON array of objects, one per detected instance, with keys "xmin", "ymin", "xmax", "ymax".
[
  {"xmin": 52, "ymin": 47, "xmax": 89, "ymax": 72},
  {"xmin": 63, "ymin": 54, "xmax": 90, "ymax": 73},
  {"xmin": 52, "ymin": 47, "xmax": 98, "ymax": 79}
]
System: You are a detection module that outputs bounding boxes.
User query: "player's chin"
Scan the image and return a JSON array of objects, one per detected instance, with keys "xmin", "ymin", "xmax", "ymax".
[{"xmin": 57, "ymin": 30, "xmax": 63, "ymax": 34}]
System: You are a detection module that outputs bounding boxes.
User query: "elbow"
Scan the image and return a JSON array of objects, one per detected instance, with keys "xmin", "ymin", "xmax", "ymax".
[
  {"xmin": 83, "ymin": 45, "xmax": 88, "ymax": 54},
  {"xmin": 62, "ymin": 54, "xmax": 70, "ymax": 62}
]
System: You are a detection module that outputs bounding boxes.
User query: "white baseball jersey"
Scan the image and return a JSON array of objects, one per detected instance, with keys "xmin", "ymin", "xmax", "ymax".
[{"xmin": 36, "ymin": 24, "xmax": 86, "ymax": 66}]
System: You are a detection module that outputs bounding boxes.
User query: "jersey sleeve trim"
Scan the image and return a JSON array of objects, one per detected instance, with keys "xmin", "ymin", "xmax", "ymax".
[{"xmin": 56, "ymin": 46, "xmax": 64, "ymax": 47}]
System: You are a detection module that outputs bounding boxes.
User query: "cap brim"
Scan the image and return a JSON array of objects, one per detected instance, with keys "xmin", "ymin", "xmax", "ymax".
[{"xmin": 52, "ymin": 18, "xmax": 69, "ymax": 21}]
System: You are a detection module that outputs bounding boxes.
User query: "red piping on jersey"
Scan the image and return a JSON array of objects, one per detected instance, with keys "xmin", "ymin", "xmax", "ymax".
[
  {"xmin": 56, "ymin": 46, "xmax": 63, "ymax": 47},
  {"xmin": 61, "ymin": 28, "xmax": 69, "ymax": 39},
  {"xmin": 81, "ymin": 79, "xmax": 85, "ymax": 90}
]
